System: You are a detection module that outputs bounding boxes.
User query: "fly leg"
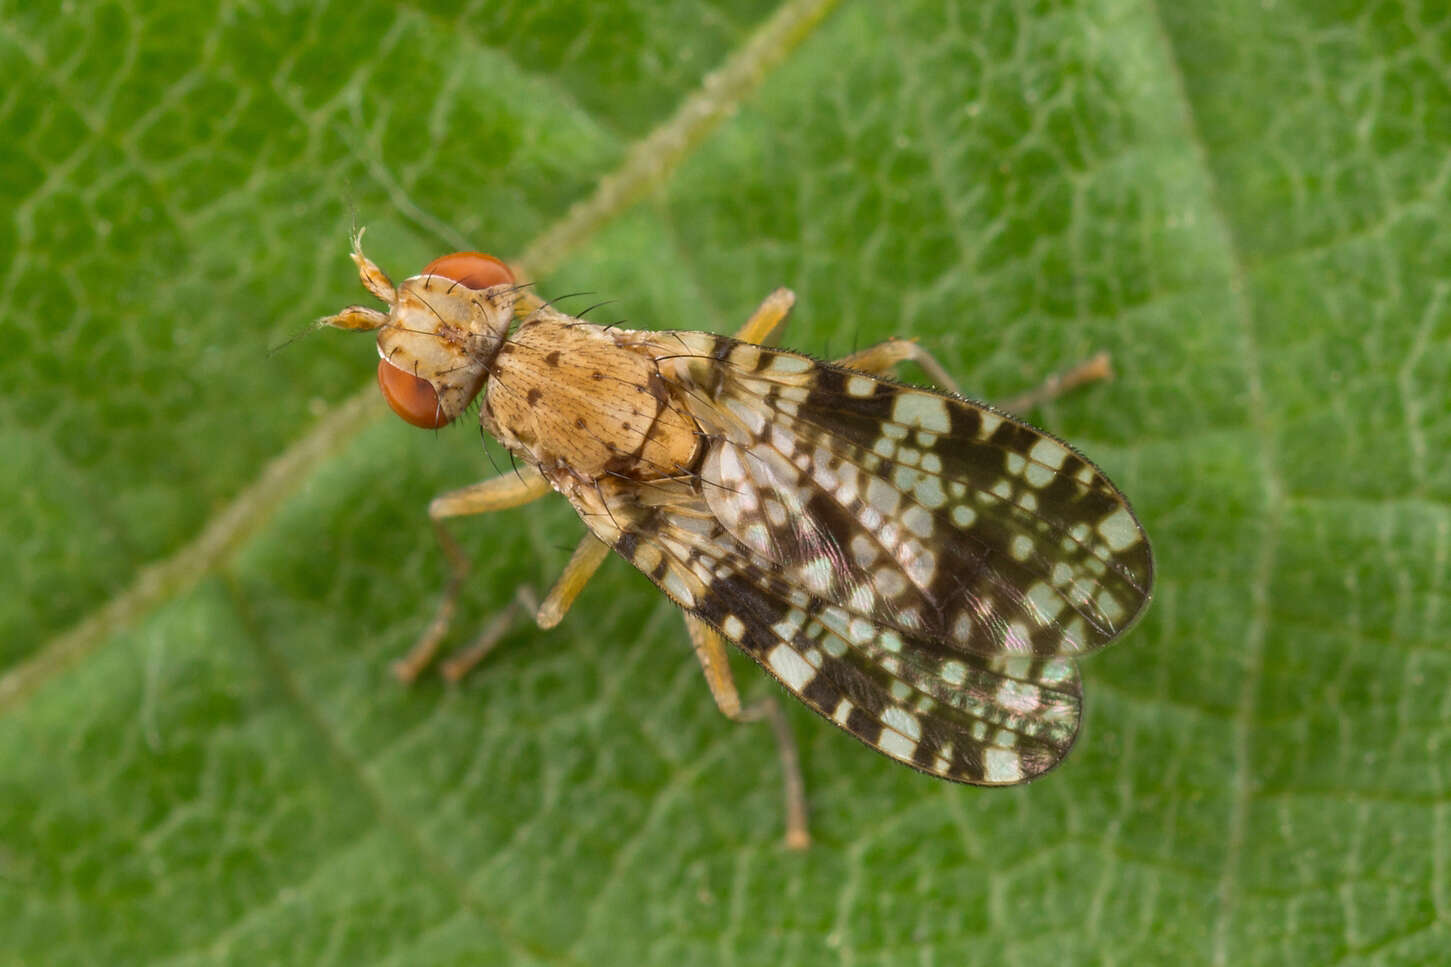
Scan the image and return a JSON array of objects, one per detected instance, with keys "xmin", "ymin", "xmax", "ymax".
[
  {"xmin": 833, "ymin": 340, "xmax": 1113, "ymax": 411},
  {"xmin": 733, "ymin": 288, "xmax": 1110, "ymax": 410},
  {"xmin": 393, "ymin": 466, "xmax": 552, "ymax": 683},
  {"xmin": 685, "ymin": 616, "xmax": 811, "ymax": 851},
  {"xmin": 434, "ymin": 533, "xmax": 613, "ymax": 681},
  {"xmin": 733, "ymin": 288, "xmax": 797, "ymax": 345}
]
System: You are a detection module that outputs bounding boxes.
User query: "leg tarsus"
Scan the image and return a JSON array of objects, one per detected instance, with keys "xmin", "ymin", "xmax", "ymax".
[
  {"xmin": 392, "ymin": 515, "xmax": 472, "ymax": 684},
  {"xmin": 732, "ymin": 696, "xmax": 811, "ymax": 851},
  {"xmin": 836, "ymin": 340, "xmax": 1114, "ymax": 413},
  {"xmin": 438, "ymin": 586, "xmax": 540, "ymax": 683},
  {"xmin": 394, "ymin": 468, "xmax": 552, "ymax": 683},
  {"xmin": 686, "ymin": 617, "xmax": 811, "ymax": 850},
  {"xmin": 410, "ymin": 527, "xmax": 610, "ymax": 683},
  {"xmin": 996, "ymin": 351, "xmax": 1113, "ymax": 414}
]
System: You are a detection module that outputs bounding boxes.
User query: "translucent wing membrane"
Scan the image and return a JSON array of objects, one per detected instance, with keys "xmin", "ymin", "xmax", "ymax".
[
  {"xmin": 569, "ymin": 332, "xmax": 1152, "ymax": 782},
  {"xmin": 597, "ymin": 478, "xmax": 1083, "ymax": 783},
  {"xmin": 663, "ymin": 333, "xmax": 1154, "ymax": 660}
]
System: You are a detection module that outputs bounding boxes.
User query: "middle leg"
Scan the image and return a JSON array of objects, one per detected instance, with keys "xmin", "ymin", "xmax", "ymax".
[
  {"xmin": 394, "ymin": 466, "xmax": 552, "ymax": 683},
  {"xmin": 835, "ymin": 340, "xmax": 1113, "ymax": 413}
]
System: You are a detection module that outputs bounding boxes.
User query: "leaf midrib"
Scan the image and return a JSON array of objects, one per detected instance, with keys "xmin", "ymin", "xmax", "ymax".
[{"xmin": 1140, "ymin": 2, "xmax": 1286, "ymax": 963}]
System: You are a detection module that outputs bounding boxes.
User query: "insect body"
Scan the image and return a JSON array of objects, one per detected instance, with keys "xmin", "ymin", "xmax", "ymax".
[{"xmin": 321, "ymin": 234, "xmax": 1153, "ymax": 848}]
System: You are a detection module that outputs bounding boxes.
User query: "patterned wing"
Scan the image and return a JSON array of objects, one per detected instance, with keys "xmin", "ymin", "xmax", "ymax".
[
  {"xmin": 565, "ymin": 331, "xmax": 1150, "ymax": 782},
  {"xmin": 578, "ymin": 477, "xmax": 1082, "ymax": 783},
  {"xmin": 657, "ymin": 332, "xmax": 1154, "ymax": 661}
]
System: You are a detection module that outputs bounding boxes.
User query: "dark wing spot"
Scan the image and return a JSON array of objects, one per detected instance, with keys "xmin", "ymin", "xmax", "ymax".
[
  {"xmin": 526, "ymin": 388, "xmax": 542, "ymax": 406},
  {"xmin": 545, "ymin": 351, "xmax": 561, "ymax": 366}
]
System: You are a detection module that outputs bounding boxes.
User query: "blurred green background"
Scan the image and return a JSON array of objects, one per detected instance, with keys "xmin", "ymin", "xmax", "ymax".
[{"xmin": 4, "ymin": 0, "xmax": 1448, "ymax": 963}]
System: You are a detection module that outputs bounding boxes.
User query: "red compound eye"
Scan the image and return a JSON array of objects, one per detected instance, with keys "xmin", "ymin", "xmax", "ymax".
[
  {"xmin": 377, "ymin": 360, "xmax": 449, "ymax": 429},
  {"xmin": 422, "ymin": 252, "xmax": 515, "ymax": 290}
]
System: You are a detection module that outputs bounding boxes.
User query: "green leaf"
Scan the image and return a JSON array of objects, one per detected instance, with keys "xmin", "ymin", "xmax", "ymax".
[{"xmin": 5, "ymin": 0, "xmax": 1449, "ymax": 963}]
